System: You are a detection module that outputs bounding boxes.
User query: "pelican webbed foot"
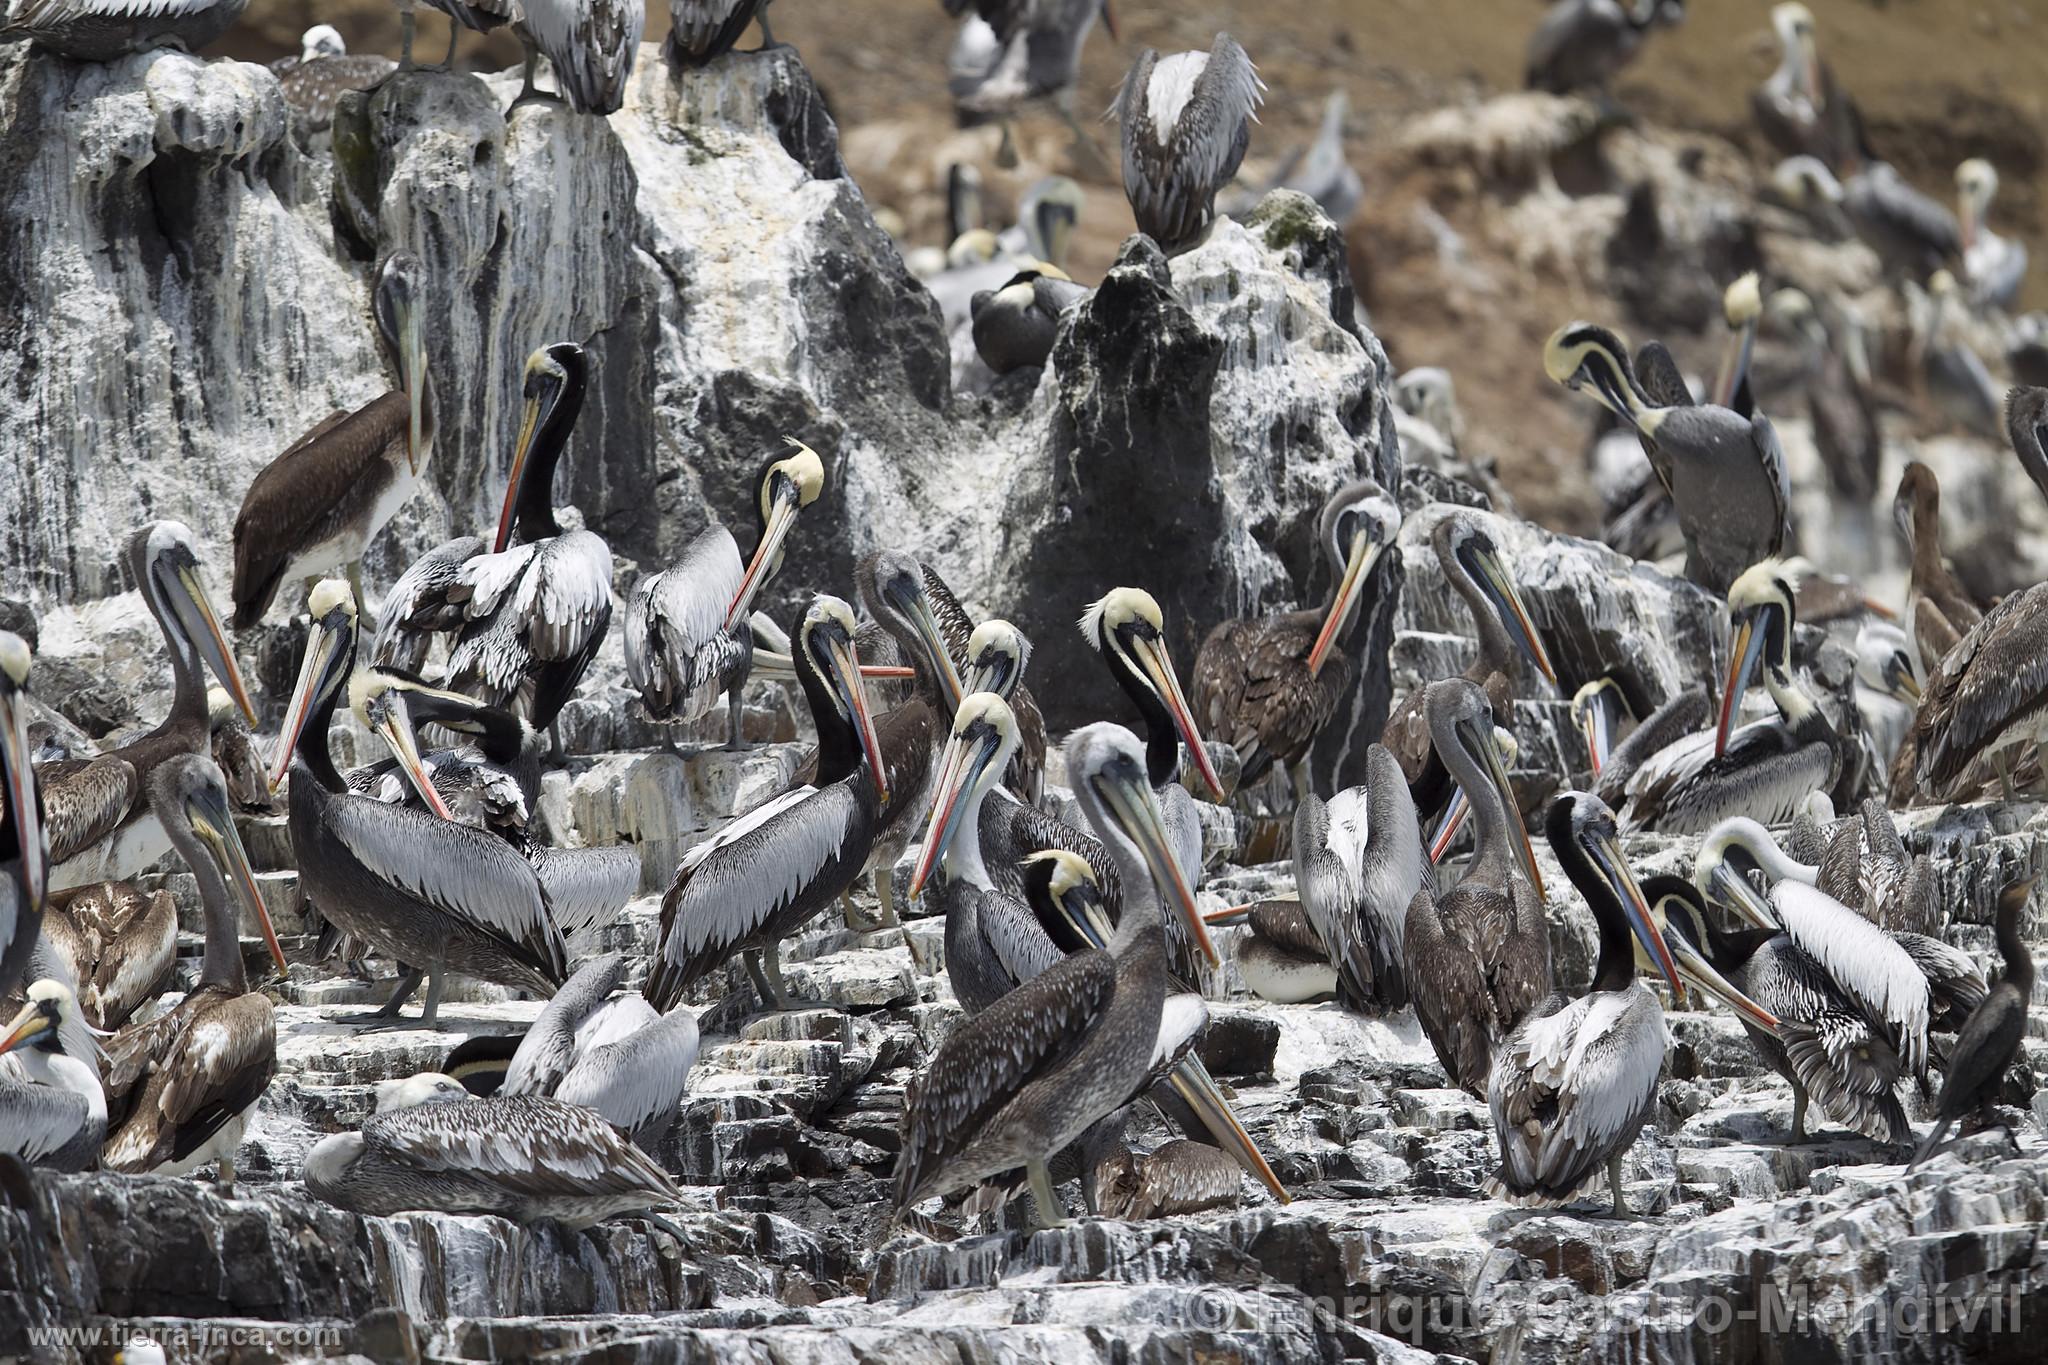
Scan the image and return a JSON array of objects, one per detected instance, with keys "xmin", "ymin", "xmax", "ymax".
[
  {"xmin": 336, "ymin": 966, "xmax": 426, "ymax": 1028},
  {"xmin": 1026, "ymin": 1159, "xmax": 1069, "ymax": 1230}
]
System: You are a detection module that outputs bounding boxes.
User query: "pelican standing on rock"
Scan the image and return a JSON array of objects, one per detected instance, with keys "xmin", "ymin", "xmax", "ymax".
[
  {"xmin": 1195, "ymin": 479, "xmax": 1403, "ymax": 799},
  {"xmin": 667, "ymin": 0, "xmax": 771, "ymax": 63},
  {"xmin": 101, "ymin": 756, "xmax": 288, "ymax": 1193},
  {"xmin": 40, "ymin": 523, "xmax": 257, "ymax": 892},
  {"xmin": 0, "ymin": 0, "xmax": 246, "ymax": 61},
  {"xmin": 0, "ymin": 979, "xmax": 104, "ymax": 1171},
  {"xmin": 514, "ymin": 0, "xmax": 643, "ymax": 115},
  {"xmin": 0, "ymin": 631, "xmax": 46, "ymax": 1001},
  {"xmin": 1524, "ymin": 0, "xmax": 1681, "ymax": 99},
  {"xmin": 645, "ymin": 596, "xmax": 891, "ymax": 1013},
  {"xmin": 1292, "ymin": 745, "xmax": 1424, "ymax": 1015},
  {"xmin": 277, "ymin": 582, "xmax": 568, "ymax": 1029},
  {"xmin": 1114, "ymin": 32, "xmax": 1263, "ymax": 251},
  {"xmin": 1404, "ymin": 680, "xmax": 1552, "ymax": 1096},
  {"xmin": 1910, "ymin": 877, "xmax": 2034, "ymax": 1166},
  {"xmin": 233, "ymin": 252, "xmax": 432, "ymax": 630}
]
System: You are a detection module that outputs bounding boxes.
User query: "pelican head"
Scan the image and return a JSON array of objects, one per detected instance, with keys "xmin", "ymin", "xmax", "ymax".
[
  {"xmin": 1543, "ymin": 321, "xmax": 1643, "ymax": 423},
  {"xmin": 1716, "ymin": 560, "xmax": 1797, "ymax": 755},
  {"xmin": 908, "ymin": 692, "xmax": 1020, "ymax": 899},
  {"xmin": 0, "ymin": 630, "xmax": 45, "ymax": 913},
  {"xmin": 158, "ymin": 753, "xmax": 288, "ymax": 978},
  {"xmin": 1570, "ymin": 675, "xmax": 1634, "ymax": 776},
  {"xmin": 270, "ymin": 579, "xmax": 359, "ymax": 791},
  {"xmin": 1548, "ymin": 791, "xmax": 1682, "ymax": 999},
  {"xmin": 375, "ymin": 1071, "xmax": 469, "ymax": 1114},
  {"xmin": 1712, "ymin": 272, "xmax": 1764, "ymax": 410},
  {"xmin": 1079, "ymin": 587, "xmax": 1225, "ymax": 800},
  {"xmin": 1394, "ymin": 367, "xmax": 1462, "ymax": 441},
  {"xmin": 1771, "ymin": 3, "xmax": 1819, "ymax": 99},
  {"xmin": 1854, "ymin": 620, "xmax": 1920, "ymax": 704},
  {"xmin": 800, "ymin": 595, "xmax": 887, "ymax": 801},
  {"xmin": 132, "ymin": 521, "xmax": 257, "ymax": 728},
  {"xmin": 1956, "ymin": 158, "xmax": 1997, "ymax": 248},
  {"xmin": 1064, "ymin": 722, "xmax": 1216, "ymax": 967},
  {"xmin": 866, "ymin": 552, "xmax": 965, "ymax": 709},
  {"xmin": 1893, "ymin": 460, "xmax": 1938, "ymax": 549},
  {"xmin": 1693, "ymin": 816, "xmax": 1811, "ymax": 929},
  {"xmin": 1427, "ymin": 679, "xmax": 1545, "ymax": 900},
  {"xmin": 495, "ymin": 341, "xmax": 588, "ymax": 554},
  {"xmin": 1771, "ymin": 155, "xmax": 1843, "ymax": 207},
  {"xmin": 946, "ymin": 228, "xmax": 1001, "ymax": 269},
  {"xmin": 301, "ymin": 23, "xmax": 345, "ymax": 59},
  {"xmin": 727, "ymin": 441, "xmax": 827, "ymax": 629},
  {"xmin": 0, "ymin": 979, "xmax": 78, "ymax": 1059},
  {"xmin": 1022, "ymin": 175, "xmax": 1084, "ymax": 272},
  {"xmin": 1722, "ymin": 272, "xmax": 1763, "ymax": 329},
  {"xmin": 1019, "ymin": 847, "xmax": 1114, "ymax": 950},
  {"xmin": 1309, "ymin": 479, "xmax": 1401, "ymax": 679},
  {"xmin": 963, "ymin": 619, "xmax": 1032, "ymax": 701},
  {"xmin": 1645, "ymin": 876, "xmax": 1782, "ymax": 1032},
  {"xmin": 371, "ymin": 251, "xmax": 429, "ymax": 478},
  {"xmin": 348, "ymin": 667, "xmax": 464, "ymax": 821},
  {"xmin": 1436, "ymin": 512, "xmax": 1558, "ymax": 686}
]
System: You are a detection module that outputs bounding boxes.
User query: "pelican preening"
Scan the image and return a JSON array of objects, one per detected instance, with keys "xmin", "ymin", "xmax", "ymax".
[
  {"xmin": 1571, "ymin": 673, "xmax": 1710, "ymax": 812},
  {"xmin": 1910, "ymin": 877, "xmax": 2034, "ymax": 1167},
  {"xmin": 667, "ymin": 0, "xmax": 771, "ymax": 65},
  {"xmin": 0, "ymin": 632, "xmax": 46, "ymax": 1001},
  {"xmin": 1194, "ymin": 479, "xmax": 1404, "ymax": 799},
  {"xmin": 0, "ymin": 0, "xmax": 245, "ymax": 61},
  {"xmin": 1114, "ymin": 32, "xmax": 1263, "ymax": 252},
  {"xmin": 1524, "ymin": 0, "xmax": 1682, "ymax": 99},
  {"xmin": 40, "ymin": 523, "xmax": 257, "ymax": 893},
  {"xmin": 234, "ymin": 253, "xmax": 432, "ymax": 630},
  {"xmin": 1293, "ymin": 745, "xmax": 1423, "ymax": 1016},
  {"xmin": 624, "ymin": 441, "xmax": 825, "ymax": 748}
]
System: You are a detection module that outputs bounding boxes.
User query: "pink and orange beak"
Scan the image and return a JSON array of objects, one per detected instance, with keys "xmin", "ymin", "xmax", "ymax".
[
  {"xmin": 1306, "ymin": 528, "xmax": 1382, "ymax": 682},
  {"xmin": 1129, "ymin": 630, "xmax": 1226, "ymax": 802}
]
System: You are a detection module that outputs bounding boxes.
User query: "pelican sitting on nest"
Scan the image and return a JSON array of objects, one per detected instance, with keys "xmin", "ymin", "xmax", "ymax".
[
  {"xmin": 1114, "ymin": 32, "xmax": 1264, "ymax": 251},
  {"xmin": 0, "ymin": 0, "xmax": 246, "ymax": 61},
  {"xmin": 0, "ymin": 631, "xmax": 46, "ymax": 1002},
  {"xmin": 306, "ymin": 1071, "xmax": 681, "ymax": 1228},
  {"xmin": 971, "ymin": 268, "xmax": 1091, "ymax": 375},
  {"xmin": 1292, "ymin": 745, "xmax": 1423, "ymax": 1016},
  {"xmin": 513, "ymin": 0, "xmax": 643, "ymax": 114},
  {"xmin": 0, "ymin": 979, "xmax": 105, "ymax": 1171}
]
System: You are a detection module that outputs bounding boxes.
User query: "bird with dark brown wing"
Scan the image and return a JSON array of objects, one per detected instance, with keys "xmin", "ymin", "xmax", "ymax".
[{"xmin": 1892, "ymin": 462, "xmax": 1983, "ymax": 680}]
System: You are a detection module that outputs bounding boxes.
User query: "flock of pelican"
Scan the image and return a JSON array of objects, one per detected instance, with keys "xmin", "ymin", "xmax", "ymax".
[{"xmin": 0, "ymin": 0, "xmax": 2041, "ymax": 1249}]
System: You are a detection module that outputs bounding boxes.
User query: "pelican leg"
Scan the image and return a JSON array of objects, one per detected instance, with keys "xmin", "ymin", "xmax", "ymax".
[
  {"xmin": 878, "ymin": 872, "xmax": 932, "ymax": 973},
  {"xmin": 549, "ymin": 718, "xmax": 566, "ymax": 764},
  {"xmin": 347, "ymin": 560, "xmax": 373, "ymax": 631},
  {"xmin": 841, "ymin": 888, "xmax": 877, "ymax": 933},
  {"xmin": 1994, "ymin": 749, "xmax": 2016, "ymax": 803},
  {"xmin": 338, "ymin": 966, "xmax": 425, "ymax": 1027},
  {"xmin": 723, "ymin": 691, "xmax": 754, "ymax": 752},
  {"xmin": 416, "ymin": 970, "xmax": 447, "ymax": 1030},
  {"xmin": 434, "ymin": 17, "xmax": 461, "ymax": 71},
  {"xmin": 744, "ymin": 947, "xmax": 792, "ymax": 1011},
  {"xmin": 510, "ymin": 38, "xmax": 560, "ymax": 112},
  {"xmin": 1790, "ymin": 1086, "xmax": 1809, "ymax": 1144},
  {"xmin": 215, "ymin": 1154, "xmax": 237, "ymax": 1200},
  {"xmin": 753, "ymin": 8, "xmax": 778, "ymax": 48},
  {"xmin": 1606, "ymin": 1153, "xmax": 1628, "ymax": 1218},
  {"xmin": 1025, "ymin": 1159, "xmax": 1068, "ymax": 1230},
  {"xmin": 398, "ymin": 0, "xmax": 417, "ymax": 70}
]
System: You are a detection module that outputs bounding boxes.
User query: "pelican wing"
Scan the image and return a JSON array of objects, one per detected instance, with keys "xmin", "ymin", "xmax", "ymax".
[
  {"xmin": 626, "ymin": 527, "xmax": 744, "ymax": 700},
  {"xmin": 447, "ymin": 533, "xmax": 613, "ymax": 716},
  {"xmin": 153, "ymin": 993, "xmax": 276, "ymax": 1135},
  {"xmin": 0, "ymin": 1076, "xmax": 94, "ymax": 1166},
  {"xmin": 1623, "ymin": 721, "xmax": 1830, "ymax": 833},
  {"xmin": 529, "ymin": 844, "xmax": 639, "ymax": 947},
  {"xmin": 980, "ymin": 890, "xmax": 1066, "ymax": 989},
  {"xmin": 1245, "ymin": 900, "xmax": 1326, "ymax": 959},
  {"xmin": 367, "ymin": 1093, "xmax": 678, "ymax": 1199},
  {"xmin": 35, "ymin": 755, "xmax": 139, "ymax": 866},
  {"xmin": 373, "ymin": 536, "xmax": 486, "ymax": 671},
  {"xmin": 556, "ymin": 1008, "xmax": 699, "ymax": 1139},
  {"xmin": 520, "ymin": 0, "xmax": 642, "ymax": 113},
  {"xmin": 8, "ymin": 0, "xmax": 219, "ymax": 28},
  {"xmin": 1748, "ymin": 413, "xmax": 1793, "ymax": 554},
  {"xmin": 1402, "ymin": 883, "xmax": 1502, "ymax": 1094},
  {"xmin": 1294, "ymin": 791, "xmax": 1376, "ymax": 1008},
  {"xmin": 1490, "ymin": 985, "xmax": 1667, "ymax": 1203},
  {"xmin": 504, "ymin": 954, "xmax": 626, "ymax": 1097},
  {"xmin": 324, "ymin": 795, "xmax": 565, "ymax": 978},
  {"xmin": 1769, "ymin": 881, "xmax": 1930, "ymax": 1072},
  {"xmin": 231, "ymin": 398, "xmax": 399, "ymax": 627},
  {"xmin": 1915, "ymin": 583, "xmax": 2048, "ymax": 793},
  {"xmin": 1632, "ymin": 341, "xmax": 1694, "ymax": 411},
  {"xmin": 78, "ymin": 890, "xmax": 177, "ymax": 1029}
]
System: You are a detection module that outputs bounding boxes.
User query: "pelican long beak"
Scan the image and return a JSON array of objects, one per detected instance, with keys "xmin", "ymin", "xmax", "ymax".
[
  {"xmin": 1891, "ymin": 668, "xmax": 1922, "ymax": 704},
  {"xmin": 1802, "ymin": 40, "xmax": 1823, "ymax": 113},
  {"xmin": 0, "ymin": 1000, "xmax": 52, "ymax": 1058},
  {"xmin": 269, "ymin": 619, "xmax": 340, "ymax": 792},
  {"xmin": 907, "ymin": 593, "xmax": 967, "ymax": 711},
  {"xmin": 727, "ymin": 495, "xmax": 803, "ymax": 630},
  {"xmin": 1581, "ymin": 821, "xmax": 1683, "ymax": 1003},
  {"xmin": 828, "ymin": 632, "xmax": 889, "ymax": 802},
  {"xmin": 1705, "ymin": 857, "xmax": 1782, "ymax": 932},
  {"xmin": 1472, "ymin": 541, "xmax": 1557, "ymax": 686},
  {"xmin": 1202, "ymin": 902, "xmax": 1257, "ymax": 926},
  {"xmin": 1713, "ymin": 319, "xmax": 1756, "ymax": 410},
  {"xmin": 1099, "ymin": 765, "xmax": 1218, "ymax": 967},
  {"xmin": 1098, "ymin": 0, "xmax": 1119, "ymax": 41},
  {"xmin": 174, "ymin": 564, "xmax": 257, "ymax": 727},
  {"xmin": 1428, "ymin": 786, "xmax": 1471, "ymax": 864},
  {"xmin": 401, "ymin": 295, "xmax": 427, "ymax": 479},
  {"xmin": 1131, "ymin": 633, "xmax": 1226, "ymax": 801},
  {"xmin": 188, "ymin": 785, "xmax": 290, "ymax": 978},
  {"xmin": 1715, "ymin": 607, "xmax": 1769, "ymax": 756},
  {"xmin": 1576, "ymin": 691, "xmax": 1614, "ymax": 776},
  {"xmin": 1168, "ymin": 1055, "xmax": 1291, "ymax": 1205},
  {"xmin": 493, "ymin": 388, "xmax": 547, "ymax": 555},
  {"xmin": 1463, "ymin": 715, "xmax": 1544, "ymax": 902},
  {"xmin": 1306, "ymin": 531, "xmax": 1381, "ymax": 681},
  {"xmin": 0, "ymin": 684, "xmax": 47, "ymax": 912},
  {"xmin": 1664, "ymin": 930, "xmax": 1780, "ymax": 1033},
  {"xmin": 367, "ymin": 694, "xmax": 457, "ymax": 821},
  {"xmin": 908, "ymin": 725, "xmax": 995, "ymax": 900}
]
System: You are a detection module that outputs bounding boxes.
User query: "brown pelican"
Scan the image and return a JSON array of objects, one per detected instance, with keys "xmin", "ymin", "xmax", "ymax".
[
  {"xmin": 1488, "ymin": 792, "xmax": 1696, "ymax": 1216},
  {"xmin": 1752, "ymin": 3, "xmax": 1864, "ymax": 174},
  {"xmin": 949, "ymin": 0, "xmax": 1119, "ymax": 168},
  {"xmin": 1570, "ymin": 673, "xmax": 1710, "ymax": 811},
  {"xmin": 971, "ymin": 268, "xmax": 1091, "ymax": 375},
  {"xmin": 1653, "ymin": 876, "xmax": 1906, "ymax": 1142},
  {"xmin": 646, "ymin": 596, "xmax": 890, "ymax": 1013},
  {"xmin": 1087, "ymin": 1114, "xmax": 1242, "ymax": 1220},
  {"xmin": 1379, "ymin": 509, "xmax": 1557, "ymax": 817},
  {"xmin": 270, "ymin": 22, "xmax": 344, "ymax": 72},
  {"xmin": 1623, "ymin": 563, "xmax": 1839, "ymax": 833},
  {"xmin": 280, "ymin": 40, "xmax": 398, "ymax": 135},
  {"xmin": 1546, "ymin": 323, "xmax": 1789, "ymax": 595},
  {"xmin": 501, "ymin": 954, "xmax": 699, "ymax": 1150},
  {"xmin": 1293, "ymin": 745, "xmax": 1423, "ymax": 1015},
  {"xmin": 1260, "ymin": 89, "xmax": 1361, "ymax": 225},
  {"xmin": 1203, "ymin": 898, "xmax": 1335, "ymax": 1004},
  {"xmin": 0, "ymin": 0, "xmax": 245, "ymax": 60},
  {"xmin": 1403, "ymin": 680, "xmax": 1551, "ymax": 1097},
  {"xmin": 40, "ymin": 881, "xmax": 176, "ymax": 1032},
  {"xmin": 1195, "ymin": 479, "xmax": 1404, "ymax": 800},
  {"xmin": 961, "ymin": 618, "xmax": 1046, "ymax": 804},
  {"xmin": 393, "ymin": 0, "xmax": 514, "ymax": 69},
  {"xmin": 379, "ymin": 343, "xmax": 614, "ymax": 751},
  {"xmin": 1114, "ymin": 32, "xmax": 1263, "ymax": 251},
  {"xmin": 1524, "ymin": 0, "xmax": 1681, "ymax": 99},
  {"xmin": 1853, "ymin": 621, "xmax": 1920, "ymax": 778},
  {"xmin": 1914, "ymin": 271, "xmax": 2006, "ymax": 440},
  {"xmin": 276, "ymin": 581, "xmax": 568, "ymax": 1029},
  {"xmin": 1773, "ymin": 156, "xmax": 1959, "ymax": 283},
  {"xmin": 233, "ymin": 252, "xmax": 432, "ymax": 630},
  {"xmin": 1771, "ymin": 288, "xmax": 1879, "ymax": 501},
  {"xmin": 1710, "ymin": 272, "xmax": 1761, "ymax": 415},
  {"xmin": 305, "ymin": 1071, "xmax": 681, "ymax": 1227},
  {"xmin": 0, "ymin": 631, "xmax": 46, "ymax": 1001},
  {"xmin": 892, "ymin": 722, "xmax": 1217, "ymax": 1228},
  {"xmin": 514, "ymin": 0, "xmax": 643, "ymax": 114},
  {"xmin": 1892, "ymin": 461, "xmax": 1982, "ymax": 680},
  {"xmin": 2009, "ymin": 387, "xmax": 2048, "ymax": 511},
  {"xmin": 1911, "ymin": 578, "xmax": 2048, "ymax": 801},
  {"xmin": 667, "ymin": 0, "xmax": 771, "ymax": 63},
  {"xmin": 41, "ymin": 523, "xmax": 257, "ymax": 892},
  {"xmin": 0, "ymin": 979, "xmax": 105, "ymax": 1171},
  {"xmin": 101, "ymin": 755, "xmax": 286, "ymax": 1193},
  {"xmin": 623, "ymin": 442, "xmax": 825, "ymax": 749},
  {"xmin": 1956, "ymin": 159, "xmax": 2027, "ymax": 312},
  {"xmin": 1910, "ymin": 877, "xmax": 2034, "ymax": 1167}
]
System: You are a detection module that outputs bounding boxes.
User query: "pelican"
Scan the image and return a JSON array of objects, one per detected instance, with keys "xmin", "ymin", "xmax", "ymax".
[
  {"xmin": 970, "ymin": 268, "xmax": 1091, "ymax": 375},
  {"xmin": 1194, "ymin": 479, "xmax": 1403, "ymax": 800},
  {"xmin": 40, "ymin": 523, "xmax": 256, "ymax": 892},
  {"xmin": 501, "ymin": 954, "xmax": 698, "ymax": 1150},
  {"xmin": 514, "ymin": 0, "xmax": 643, "ymax": 114},
  {"xmin": 1114, "ymin": 32, "xmax": 1263, "ymax": 251},
  {"xmin": 1403, "ymin": 680, "xmax": 1551, "ymax": 1097},
  {"xmin": 279, "ymin": 36, "xmax": 397, "ymax": 133},
  {"xmin": 40, "ymin": 881, "xmax": 176, "ymax": 1032},
  {"xmin": 1914, "ymin": 271, "xmax": 2005, "ymax": 440},
  {"xmin": 1547, "ymin": 323, "xmax": 1789, "ymax": 595},
  {"xmin": 270, "ymin": 22, "xmax": 344, "ymax": 72},
  {"xmin": 1912, "ymin": 579, "xmax": 2048, "ymax": 801},
  {"xmin": 101, "ymin": 756, "xmax": 287, "ymax": 1193},
  {"xmin": 2009, "ymin": 387, "xmax": 2048, "ymax": 511},
  {"xmin": 1752, "ymin": 3, "xmax": 1864, "ymax": 173},
  {"xmin": 1956, "ymin": 159, "xmax": 2027, "ymax": 312},
  {"xmin": 623, "ymin": 442, "xmax": 825, "ymax": 749},
  {"xmin": 1379, "ymin": 509, "xmax": 1557, "ymax": 817},
  {"xmin": 1711, "ymin": 272, "xmax": 1761, "ymax": 415},
  {"xmin": 1853, "ymin": 622, "xmax": 1920, "ymax": 777},
  {"xmin": 1771, "ymin": 288, "xmax": 1879, "ymax": 502},
  {"xmin": 392, "ymin": 0, "xmax": 515, "ymax": 69},
  {"xmin": 0, "ymin": 0, "xmax": 245, "ymax": 60},
  {"xmin": 949, "ymin": 0, "xmax": 1118, "ymax": 169},
  {"xmin": 305, "ymin": 1071, "xmax": 681, "ymax": 1227},
  {"xmin": 276, "ymin": 581, "xmax": 568, "ymax": 1029},
  {"xmin": 0, "ymin": 979, "xmax": 104, "ymax": 1171},
  {"xmin": 1293, "ymin": 745, "xmax": 1423, "ymax": 1016},
  {"xmin": 1892, "ymin": 461, "xmax": 1982, "ymax": 680},
  {"xmin": 1653, "ymin": 876, "xmax": 1906, "ymax": 1142},
  {"xmin": 1623, "ymin": 563, "xmax": 1839, "ymax": 833},
  {"xmin": 1262, "ymin": 89, "xmax": 1361, "ymax": 225},
  {"xmin": 379, "ymin": 343, "xmax": 614, "ymax": 750},
  {"xmin": 960, "ymin": 618, "xmax": 1046, "ymax": 804},
  {"xmin": 1773, "ymin": 156, "xmax": 1959, "ymax": 282},
  {"xmin": 1202, "ymin": 899, "xmax": 1335, "ymax": 1004},
  {"xmin": 1570, "ymin": 673, "xmax": 1710, "ymax": 810},
  {"xmin": 1087, "ymin": 1113, "xmax": 1243, "ymax": 1220},
  {"xmin": 667, "ymin": 0, "xmax": 770, "ymax": 64},
  {"xmin": 0, "ymin": 631, "xmax": 46, "ymax": 1001},
  {"xmin": 1524, "ymin": 0, "xmax": 1681, "ymax": 99},
  {"xmin": 233, "ymin": 253, "xmax": 432, "ymax": 630},
  {"xmin": 645, "ymin": 596, "xmax": 890, "ymax": 1013},
  {"xmin": 892, "ymin": 722, "xmax": 1218, "ymax": 1228},
  {"xmin": 1910, "ymin": 877, "xmax": 2034, "ymax": 1167}
]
